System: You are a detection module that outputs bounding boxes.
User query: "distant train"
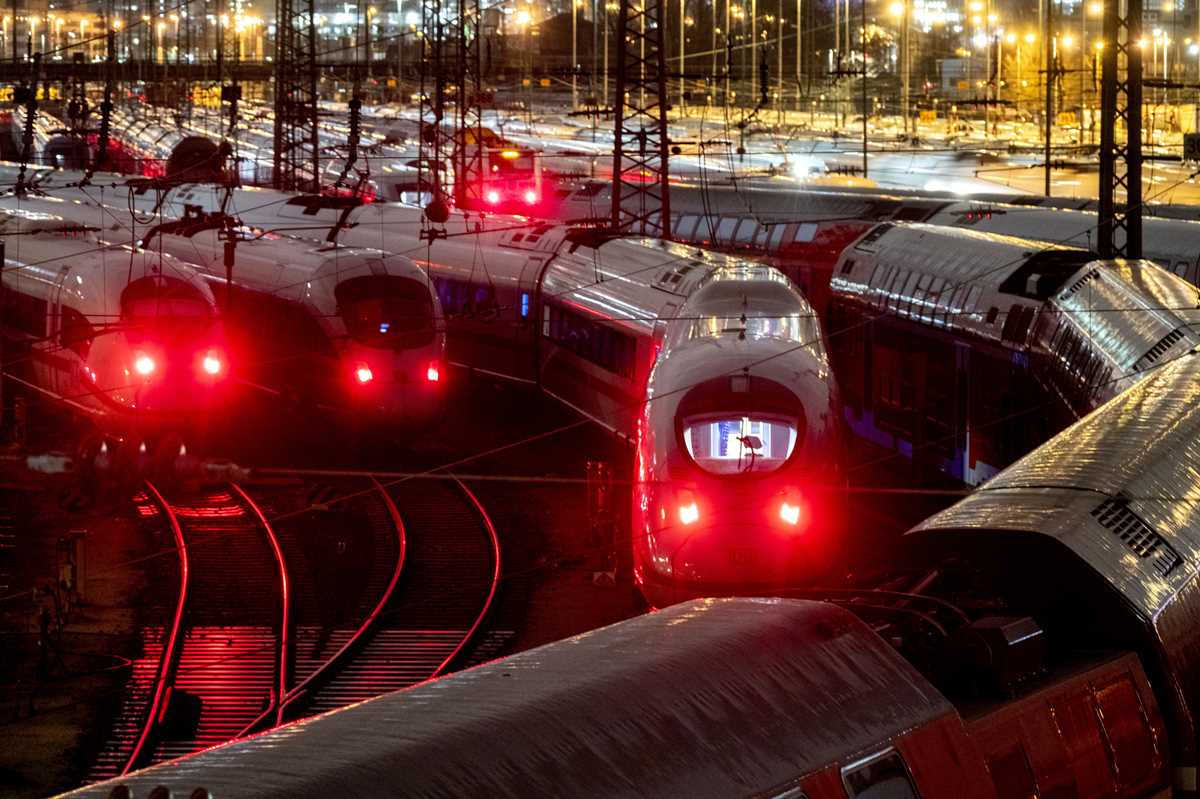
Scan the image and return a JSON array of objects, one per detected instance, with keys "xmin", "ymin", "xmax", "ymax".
[
  {"xmin": 0, "ymin": 205, "xmax": 229, "ymax": 454},
  {"xmin": 25, "ymin": 176, "xmax": 846, "ymax": 606}
]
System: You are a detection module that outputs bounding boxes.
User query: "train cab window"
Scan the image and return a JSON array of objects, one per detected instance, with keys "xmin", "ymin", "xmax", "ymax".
[
  {"xmin": 336, "ymin": 275, "xmax": 436, "ymax": 348},
  {"xmin": 682, "ymin": 415, "xmax": 799, "ymax": 475},
  {"xmin": 58, "ymin": 306, "xmax": 94, "ymax": 359},
  {"xmin": 841, "ymin": 748, "xmax": 920, "ymax": 799},
  {"xmin": 1174, "ymin": 261, "xmax": 1190, "ymax": 278},
  {"xmin": 766, "ymin": 224, "xmax": 788, "ymax": 252},
  {"xmin": 120, "ymin": 277, "xmax": 213, "ymax": 344}
]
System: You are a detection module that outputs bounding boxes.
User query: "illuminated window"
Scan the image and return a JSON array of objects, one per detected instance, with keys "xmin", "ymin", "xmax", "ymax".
[{"xmin": 682, "ymin": 415, "xmax": 798, "ymax": 474}]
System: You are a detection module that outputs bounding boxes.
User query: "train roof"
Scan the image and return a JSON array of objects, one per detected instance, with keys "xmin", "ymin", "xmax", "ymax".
[{"xmin": 68, "ymin": 598, "xmax": 954, "ymax": 799}]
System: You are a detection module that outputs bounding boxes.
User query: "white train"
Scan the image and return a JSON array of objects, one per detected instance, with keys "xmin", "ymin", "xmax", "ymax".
[
  {"xmin": 28, "ymin": 177, "xmax": 845, "ymax": 606},
  {"xmin": 0, "ymin": 204, "xmax": 229, "ymax": 449},
  {"xmin": 0, "ymin": 194, "xmax": 446, "ymax": 428}
]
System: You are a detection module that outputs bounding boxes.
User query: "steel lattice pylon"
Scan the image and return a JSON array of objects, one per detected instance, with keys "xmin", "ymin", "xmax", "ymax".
[
  {"xmin": 273, "ymin": 0, "xmax": 321, "ymax": 192},
  {"xmin": 609, "ymin": 0, "xmax": 670, "ymax": 237},
  {"xmin": 418, "ymin": 0, "xmax": 484, "ymax": 211},
  {"xmin": 1098, "ymin": 0, "xmax": 1142, "ymax": 257}
]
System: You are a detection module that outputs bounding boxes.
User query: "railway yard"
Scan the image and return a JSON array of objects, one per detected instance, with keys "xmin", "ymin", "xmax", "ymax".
[{"xmin": 7, "ymin": 0, "xmax": 1200, "ymax": 788}]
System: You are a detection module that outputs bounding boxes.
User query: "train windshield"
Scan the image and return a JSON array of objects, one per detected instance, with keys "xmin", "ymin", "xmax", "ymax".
[
  {"xmin": 120, "ymin": 276, "xmax": 214, "ymax": 344},
  {"xmin": 335, "ymin": 275, "xmax": 435, "ymax": 349},
  {"xmin": 682, "ymin": 415, "xmax": 798, "ymax": 474}
]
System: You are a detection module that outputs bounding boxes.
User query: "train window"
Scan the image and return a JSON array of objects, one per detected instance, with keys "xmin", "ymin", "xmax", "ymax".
[
  {"xmin": 793, "ymin": 223, "xmax": 819, "ymax": 243},
  {"xmin": 120, "ymin": 276, "xmax": 213, "ymax": 344},
  {"xmin": 336, "ymin": 275, "xmax": 436, "ymax": 348},
  {"xmin": 842, "ymin": 258, "xmax": 857, "ymax": 276},
  {"xmin": 675, "ymin": 215, "xmax": 701, "ymax": 242},
  {"xmin": 986, "ymin": 745, "xmax": 1038, "ymax": 799},
  {"xmin": 766, "ymin": 224, "xmax": 788, "ymax": 251},
  {"xmin": 734, "ymin": 221, "xmax": 761, "ymax": 246},
  {"xmin": 58, "ymin": 306, "xmax": 94, "ymax": 359},
  {"xmin": 682, "ymin": 415, "xmax": 799, "ymax": 475},
  {"xmin": 901, "ymin": 272, "xmax": 921, "ymax": 315},
  {"xmin": 716, "ymin": 217, "xmax": 740, "ymax": 244},
  {"xmin": 1174, "ymin": 261, "xmax": 1189, "ymax": 277},
  {"xmin": 841, "ymin": 748, "xmax": 920, "ymax": 799},
  {"xmin": 433, "ymin": 277, "xmax": 497, "ymax": 320},
  {"xmin": 751, "ymin": 223, "xmax": 769, "ymax": 248},
  {"xmin": 544, "ymin": 302, "xmax": 636, "ymax": 378}
]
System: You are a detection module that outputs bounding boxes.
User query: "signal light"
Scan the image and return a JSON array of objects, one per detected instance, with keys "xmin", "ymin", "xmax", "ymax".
[
  {"xmin": 134, "ymin": 353, "xmax": 156, "ymax": 377},
  {"xmin": 426, "ymin": 362, "xmax": 440, "ymax": 382},
  {"xmin": 523, "ymin": 189, "xmax": 538, "ymax": 205},
  {"xmin": 355, "ymin": 363, "xmax": 374, "ymax": 384},
  {"xmin": 486, "ymin": 190, "xmax": 502, "ymax": 205},
  {"xmin": 202, "ymin": 351, "xmax": 222, "ymax": 376}
]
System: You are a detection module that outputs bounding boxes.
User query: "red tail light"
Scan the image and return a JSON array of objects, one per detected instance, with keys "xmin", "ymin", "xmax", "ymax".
[
  {"xmin": 355, "ymin": 363, "xmax": 374, "ymax": 384},
  {"xmin": 779, "ymin": 491, "xmax": 810, "ymax": 531},
  {"xmin": 677, "ymin": 489, "xmax": 700, "ymax": 526},
  {"xmin": 523, "ymin": 189, "xmax": 538, "ymax": 205},
  {"xmin": 486, "ymin": 190, "xmax": 501, "ymax": 205},
  {"xmin": 426, "ymin": 362, "xmax": 440, "ymax": 382},
  {"xmin": 201, "ymin": 351, "xmax": 223, "ymax": 376},
  {"xmin": 133, "ymin": 353, "xmax": 156, "ymax": 377}
]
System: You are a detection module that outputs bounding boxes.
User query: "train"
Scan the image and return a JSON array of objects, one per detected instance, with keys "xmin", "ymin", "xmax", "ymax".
[
  {"xmin": 0, "ymin": 203, "xmax": 229, "ymax": 456},
  {"xmin": 11, "ymin": 173, "xmax": 846, "ymax": 607}
]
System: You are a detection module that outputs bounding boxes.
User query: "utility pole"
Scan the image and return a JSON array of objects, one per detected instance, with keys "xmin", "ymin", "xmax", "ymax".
[
  {"xmin": 679, "ymin": 0, "xmax": 684, "ymax": 112},
  {"xmin": 795, "ymin": 0, "xmax": 801, "ymax": 109},
  {"xmin": 273, "ymin": 0, "xmax": 320, "ymax": 191},
  {"xmin": 901, "ymin": 0, "xmax": 909, "ymax": 133},
  {"xmin": 861, "ymin": 0, "xmax": 867, "ymax": 176},
  {"xmin": 610, "ymin": 0, "xmax": 670, "ymax": 236},
  {"xmin": 1045, "ymin": 0, "xmax": 1054, "ymax": 195},
  {"xmin": 1098, "ymin": 0, "xmax": 1142, "ymax": 256}
]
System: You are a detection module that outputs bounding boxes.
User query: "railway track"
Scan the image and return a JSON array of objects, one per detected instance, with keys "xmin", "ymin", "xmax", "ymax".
[
  {"xmin": 89, "ymin": 481, "xmax": 290, "ymax": 778},
  {"xmin": 280, "ymin": 475, "xmax": 501, "ymax": 720},
  {"xmin": 90, "ymin": 473, "xmax": 501, "ymax": 778}
]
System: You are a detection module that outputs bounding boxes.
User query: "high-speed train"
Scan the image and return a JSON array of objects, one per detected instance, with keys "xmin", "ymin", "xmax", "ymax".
[
  {"xmin": 24, "ymin": 175, "xmax": 845, "ymax": 606},
  {"xmin": 0, "ymin": 192, "xmax": 446, "ymax": 428},
  {"xmin": 0, "ymin": 205, "xmax": 229, "ymax": 452},
  {"xmin": 65, "ymin": 333, "xmax": 1200, "ymax": 797}
]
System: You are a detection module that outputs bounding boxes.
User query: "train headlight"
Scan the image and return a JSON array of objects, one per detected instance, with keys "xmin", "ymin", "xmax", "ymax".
[
  {"xmin": 523, "ymin": 189, "xmax": 538, "ymax": 205},
  {"xmin": 780, "ymin": 502, "xmax": 802, "ymax": 526},
  {"xmin": 426, "ymin": 361, "xmax": 440, "ymax": 382},
  {"xmin": 133, "ymin": 353, "xmax": 156, "ymax": 377},
  {"xmin": 486, "ymin": 190, "xmax": 501, "ymax": 205},
  {"xmin": 355, "ymin": 363, "xmax": 374, "ymax": 384}
]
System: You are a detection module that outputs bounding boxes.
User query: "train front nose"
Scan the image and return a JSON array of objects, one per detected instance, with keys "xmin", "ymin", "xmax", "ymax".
[{"xmin": 639, "ymin": 481, "xmax": 837, "ymax": 605}]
